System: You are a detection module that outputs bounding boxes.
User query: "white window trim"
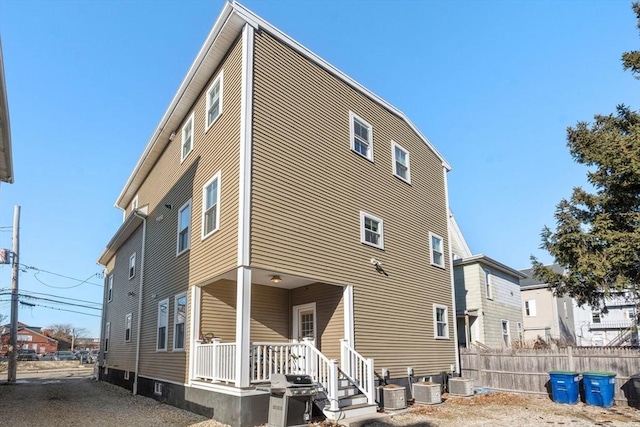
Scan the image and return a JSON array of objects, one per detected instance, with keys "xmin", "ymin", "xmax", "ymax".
[
  {"xmin": 293, "ymin": 302, "xmax": 317, "ymax": 343},
  {"xmin": 429, "ymin": 232, "xmax": 445, "ymax": 268},
  {"xmin": 359, "ymin": 211, "xmax": 384, "ymax": 250},
  {"xmin": 173, "ymin": 292, "xmax": 187, "ymax": 351},
  {"xmin": 124, "ymin": 371, "xmax": 130, "ymax": 380},
  {"xmin": 181, "ymin": 113, "xmax": 195, "ymax": 162},
  {"xmin": 485, "ymin": 269, "xmax": 493, "ymax": 300},
  {"xmin": 349, "ymin": 111, "xmax": 374, "ymax": 161},
  {"xmin": 176, "ymin": 199, "xmax": 192, "ymax": 256},
  {"xmin": 154, "ymin": 382, "xmax": 163, "ymax": 395},
  {"xmin": 129, "ymin": 253, "xmax": 136, "ymax": 280},
  {"xmin": 433, "ymin": 304, "xmax": 449, "ymax": 339},
  {"xmin": 502, "ymin": 319, "xmax": 511, "ymax": 346},
  {"xmin": 104, "ymin": 322, "xmax": 111, "ymax": 353},
  {"xmin": 107, "ymin": 274, "xmax": 113, "ymax": 303},
  {"xmin": 391, "ymin": 141, "xmax": 411, "ymax": 184},
  {"xmin": 525, "ymin": 300, "xmax": 537, "ymax": 317},
  {"xmin": 205, "ymin": 71, "xmax": 224, "ymax": 131},
  {"xmin": 201, "ymin": 171, "xmax": 222, "ymax": 240},
  {"xmin": 157, "ymin": 298, "xmax": 169, "ymax": 352},
  {"xmin": 125, "ymin": 313, "xmax": 132, "ymax": 343}
]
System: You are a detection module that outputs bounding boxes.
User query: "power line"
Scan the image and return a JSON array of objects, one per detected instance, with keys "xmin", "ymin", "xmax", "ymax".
[
  {"xmin": 17, "ymin": 294, "xmax": 102, "ymax": 311},
  {"xmin": 19, "ymin": 264, "xmax": 103, "ymax": 288},
  {"xmin": 19, "ymin": 290, "xmax": 101, "ymax": 306},
  {"xmin": 19, "ymin": 301, "xmax": 101, "ymax": 318}
]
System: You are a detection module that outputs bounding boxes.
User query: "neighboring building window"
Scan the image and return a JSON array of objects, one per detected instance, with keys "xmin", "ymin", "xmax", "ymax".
[
  {"xmin": 174, "ymin": 293, "xmax": 187, "ymax": 350},
  {"xmin": 104, "ymin": 322, "xmax": 110, "ymax": 353},
  {"xmin": 202, "ymin": 171, "xmax": 221, "ymax": 239},
  {"xmin": 349, "ymin": 111, "xmax": 373, "ymax": 161},
  {"xmin": 434, "ymin": 304, "xmax": 449, "ymax": 339},
  {"xmin": 429, "ymin": 232, "xmax": 445, "ymax": 268},
  {"xmin": 157, "ymin": 299, "xmax": 169, "ymax": 351},
  {"xmin": 205, "ymin": 72, "xmax": 223, "ymax": 129},
  {"xmin": 525, "ymin": 300, "xmax": 537, "ymax": 317},
  {"xmin": 125, "ymin": 313, "xmax": 132, "ymax": 343},
  {"xmin": 516, "ymin": 322, "xmax": 523, "ymax": 342},
  {"xmin": 502, "ymin": 320, "xmax": 510, "ymax": 346},
  {"xmin": 107, "ymin": 274, "xmax": 113, "ymax": 303},
  {"xmin": 360, "ymin": 211, "xmax": 384, "ymax": 249},
  {"xmin": 177, "ymin": 200, "xmax": 192, "ymax": 255},
  {"xmin": 592, "ymin": 312, "xmax": 601, "ymax": 324},
  {"xmin": 484, "ymin": 270, "xmax": 493, "ymax": 300},
  {"xmin": 391, "ymin": 141, "xmax": 411, "ymax": 183},
  {"xmin": 129, "ymin": 253, "xmax": 136, "ymax": 279},
  {"xmin": 181, "ymin": 113, "xmax": 194, "ymax": 161}
]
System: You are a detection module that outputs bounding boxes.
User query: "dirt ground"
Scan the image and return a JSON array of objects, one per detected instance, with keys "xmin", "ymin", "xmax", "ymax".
[{"xmin": 359, "ymin": 392, "xmax": 640, "ymax": 427}]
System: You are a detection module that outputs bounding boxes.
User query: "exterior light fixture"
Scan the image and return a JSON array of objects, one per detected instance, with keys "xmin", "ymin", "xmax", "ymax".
[{"xmin": 270, "ymin": 275, "xmax": 282, "ymax": 284}]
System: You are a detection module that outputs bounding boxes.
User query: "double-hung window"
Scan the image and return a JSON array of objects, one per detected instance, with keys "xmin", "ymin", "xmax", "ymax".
[
  {"xmin": 391, "ymin": 141, "xmax": 411, "ymax": 183},
  {"xmin": 485, "ymin": 270, "xmax": 493, "ymax": 299},
  {"xmin": 202, "ymin": 171, "xmax": 221, "ymax": 239},
  {"xmin": 349, "ymin": 112, "xmax": 373, "ymax": 161},
  {"xmin": 205, "ymin": 72, "xmax": 223, "ymax": 129},
  {"xmin": 525, "ymin": 300, "xmax": 537, "ymax": 317},
  {"xmin": 157, "ymin": 299, "xmax": 169, "ymax": 351},
  {"xmin": 104, "ymin": 322, "xmax": 110, "ymax": 353},
  {"xmin": 434, "ymin": 304, "xmax": 449, "ymax": 339},
  {"xmin": 129, "ymin": 253, "xmax": 136, "ymax": 279},
  {"xmin": 502, "ymin": 320, "xmax": 510, "ymax": 346},
  {"xmin": 125, "ymin": 313, "xmax": 132, "ymax": 343},
  {"xmin": 360, "ymin": 211, "xmax": 384, "ymax": 249},
  {"xmin": 181, "ymin": 113, "xmax": 194, "ymax": 161},
  {"xmin": 107, "ymin": 274, "xmax": 113, "ymax": 302},
  {"xmin": 177, "ymin": 200, "xmax": 192, "ymax": 255},
  {"xmin": 174, "ymin": 293, "xmax": 187, "ymax": 350},
  {"xmin": 430, "ymin": 232, "xmax": 444, "ymax": 268}
]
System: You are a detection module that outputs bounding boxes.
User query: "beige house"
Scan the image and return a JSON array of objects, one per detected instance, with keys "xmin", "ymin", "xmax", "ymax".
[
  {"xmin": 97, "ymin": 2, "xmax": 456, "ymax": 425},
  {"xmin": 450, "ymin": 215, "xmax": 526, "ymax": 349}
]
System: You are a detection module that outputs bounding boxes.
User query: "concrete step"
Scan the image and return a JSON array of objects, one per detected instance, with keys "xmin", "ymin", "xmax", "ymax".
[
  {"xmin": 322, "ymin": 402, "xmax": 378, "ymax": 420},
  {"xmin": 316, "ymin": 392, "xmax": 369, "ymax": 408}
]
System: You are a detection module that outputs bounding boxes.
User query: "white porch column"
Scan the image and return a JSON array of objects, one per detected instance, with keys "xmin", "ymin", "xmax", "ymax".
[
  {"xmin": 188, "ymin": 285, "xmax": 201, "ymax": 384},
  {"xmin": 235, "ymin": 266, "xmax": 252, "ymax": 387},
  {"xmin": 343, "ymin": 285, "xmax": 354, "ymax": 347}
]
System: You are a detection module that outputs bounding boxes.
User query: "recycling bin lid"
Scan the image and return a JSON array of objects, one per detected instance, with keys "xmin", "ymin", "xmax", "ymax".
[
  {"xmin": 582, "ymin": 371, "xmax": 616, "ymax": 377},
  {"xmin": 631, "ymin": 373, "xmax": 640, "ymax": 379},
  {"xmin": 549, "ymin": 370, "xmax": 579, "ymax": 375}
]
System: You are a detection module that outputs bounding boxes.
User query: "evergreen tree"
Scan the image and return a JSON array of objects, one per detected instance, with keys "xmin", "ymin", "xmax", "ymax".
[{"xmin": 531, "ymin": 2, "xmax": 640, "ymax": 312}]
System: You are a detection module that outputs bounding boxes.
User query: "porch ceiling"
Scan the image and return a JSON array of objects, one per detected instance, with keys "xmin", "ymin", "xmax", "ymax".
[{"xmin": 217, "ymin": 268, "xmax": 321, "ymax": 289}]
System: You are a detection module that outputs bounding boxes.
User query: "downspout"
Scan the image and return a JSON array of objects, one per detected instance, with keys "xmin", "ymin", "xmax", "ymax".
[
  {"xmin": 132, "ymin": 209, "xmax": 147, "ymax": 395},
  {"xmin": 444, "ymin": 166, "xmax": 460, "ymax": 375}
]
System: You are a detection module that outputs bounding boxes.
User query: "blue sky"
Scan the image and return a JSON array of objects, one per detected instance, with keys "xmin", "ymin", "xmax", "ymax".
[{"xmin": 0, "ymin": 0, "xmax": 637, "ymax": 337}]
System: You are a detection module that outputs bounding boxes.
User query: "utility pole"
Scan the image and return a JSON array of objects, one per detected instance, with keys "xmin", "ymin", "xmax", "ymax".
[{"xmin": 7, "ymin": 205, "xmax": 20, "ymax": 384}]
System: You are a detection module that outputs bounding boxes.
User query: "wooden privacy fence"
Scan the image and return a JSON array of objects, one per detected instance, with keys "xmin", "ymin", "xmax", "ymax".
[{"xmin": 460, "ymin": 347, "xmax": 640, "ymax": 406}]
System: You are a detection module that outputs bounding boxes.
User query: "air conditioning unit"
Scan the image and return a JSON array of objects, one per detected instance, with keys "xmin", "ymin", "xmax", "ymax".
[
  {"xmin": 448, "ymin": 377, "xmax": 474, "ymax": 397},
  {"xmin": 413, "ymin": 382, "xmax": 441, "ymax": 404},
  {"xmin": 380, "ymin": 386, "xmax": 407, "ymax": 410}
]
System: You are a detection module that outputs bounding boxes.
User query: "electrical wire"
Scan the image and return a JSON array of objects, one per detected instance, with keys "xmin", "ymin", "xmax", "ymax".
[
  {"xmin": 18, "ymin": 294, "xmax": 102, "ymax": 311},
  {"xmin": 19, "ymin": 290, "xmax": 101, "ymax": 306},
  {"xmin": 19, "ymin": 302, "xmax": 101, "ymax": 318},
  {"xmin": 20, "ymin": 264, "xmax": 103, "ymax": 288}
]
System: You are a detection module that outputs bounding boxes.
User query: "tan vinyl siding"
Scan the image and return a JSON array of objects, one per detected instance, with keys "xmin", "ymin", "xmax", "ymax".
[
  {"xmin": 291, "ymin": 283, "xmax": 343, "ymax": 360},
  {"xmin": 251, "ymin": 284, "xmax": 289, "ymax": 342},
  {"xmin": 103, "ymin": 225, "xmax": 142, "ymax": 372},
  {"xmin": 132, "ymin": 35, "xmax": 243, "ymax": 383},
  {"xmin": 251, "ymin": 31, "xmax": 454, "ymax": 377},
  {"xmin": 200, "ymin": 280, "xmax": 237, "ymax": 342}
]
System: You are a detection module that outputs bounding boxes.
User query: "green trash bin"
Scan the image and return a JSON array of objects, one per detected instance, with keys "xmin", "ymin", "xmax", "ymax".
[
  {"xmin": 582, "ymin": 371, "xmax": 616, "ymax": 407},
  {"xmin": 549, "ymin": 371, "xmax": 580, "ymax": 404}
]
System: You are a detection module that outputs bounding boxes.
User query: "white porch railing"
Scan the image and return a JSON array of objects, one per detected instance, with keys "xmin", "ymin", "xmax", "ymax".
[
  {"xmin": 340, "ymin": 339, "xmax": 375, "ymax": 405},
  {"xmin": 193, "ymin": 339, "xmax": 236, "ymax": 383}
]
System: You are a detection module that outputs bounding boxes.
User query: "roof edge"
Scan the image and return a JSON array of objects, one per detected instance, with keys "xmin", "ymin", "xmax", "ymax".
[{"xmin": 454, "ymin": 253, "xmax": 527, "ymax": 279}]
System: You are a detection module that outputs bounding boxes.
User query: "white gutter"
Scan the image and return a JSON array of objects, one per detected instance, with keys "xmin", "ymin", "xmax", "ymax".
[
  {"xmin": 132, "ymin": 209, "xmax": 147, "ymax": 395},
  {"xmin": 444, "ymin": 166, "xmax": 460, "ymax": 374}
]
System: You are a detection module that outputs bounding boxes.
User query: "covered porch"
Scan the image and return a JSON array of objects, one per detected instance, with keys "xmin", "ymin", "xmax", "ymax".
[{"xmin": 187, "ymin": 267, "xmax": 375, "ymax": 412}]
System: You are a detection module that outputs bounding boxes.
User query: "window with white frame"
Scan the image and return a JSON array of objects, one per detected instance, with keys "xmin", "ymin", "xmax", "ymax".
[
  {"xmin": 349, "ymin": 112, "xmax": 373, "ymax": 161},
  {"xmin": 174, "ymin": 293, "xmax": 187, "ymax": 350},
  {"xmin": 434, "ymin": 304, "xmax": 449, "ymax": 339},
  {"xmin": 181, "ymin": 113, "xmax": 194, "ymax": 161},
  {"xmin": 525, "ymin": 300, "xmax": 537, "ymax": 317},
  {"xmin": 177, "ymin": 200, "xmax": 192, "ymax": 255},
  {"xmin": 202, "ymin": 171, "xmax": 221, "ymax": 239},
  {"xmin": 429, "ymin": 232, "xmax": 444, "ymax": 268},
  {"xmin": 391, "ymin": 141, "xmax": 410, "ymax": 183},
  {"xmin": 125, "ymin": 313, "xmax": 132, "ymax": 343},
  {"xmin": 107, "ymin": 274, "xmax": 113, "ymax": 302},
  {"xmin": 485, "ymin": 270, "xmax": 493, "ymax": 299},
  {"xmin": 516, "ymin": 321, "xmax": 523, "ymax": 342},
  {"xmin": 592, "ymin": 311, "xmax": 601, "ymax": 324},
  {"xmin": 206, "ymin": 72, "xmax": 223, "ymax": 129},
  {"xmin": 502, "ymin": 320, "xmax": 510, "ymax": 346},
  {"xmin": 104, "ymin": 322, "xmax": 110, "ymax": 353},
  {"xmin": 157, "ymin": 299, "xmax": 169, "ymax": 351},
  {"xmin": 129, "ymin": 253, "xmax": 136, "ymax": 279},
  {"xmin": 360, "ymin": 211, "xmax": 384, "ymax": 249}
]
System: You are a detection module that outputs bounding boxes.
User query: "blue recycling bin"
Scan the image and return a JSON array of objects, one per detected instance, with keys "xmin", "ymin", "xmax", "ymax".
[
  {"xmin": 582, "ymin": 371, "xmax": 616, "ymax": 407},
  {"xmin": 549, "ymin": 371, "xmax": 580, "ymax": 404}
]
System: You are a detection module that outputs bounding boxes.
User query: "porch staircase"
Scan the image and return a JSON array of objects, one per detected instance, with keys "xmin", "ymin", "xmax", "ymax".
[{"xmin": 314, "ymin": 374, "xmax": 378, "ymax": 420}]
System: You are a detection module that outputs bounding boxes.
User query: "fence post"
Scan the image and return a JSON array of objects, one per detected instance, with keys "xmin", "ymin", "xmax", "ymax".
[
  {"xmin": 329, "ymin": 359, "xmax": 340, "ymax": 411},
  {"xmin": 366, "ymin": 357, "xmax": 375, "ymax": 404},
  {"xmin": 340, "ymin": 339, "xmax": 349, "ymax": 375},
  {"xmin": 567, "ymin": 346, "xmax": 574, "ymax": 372},
  {"xmin": 212, "ymin": 338, "xmax": 221, "ymax": 382}
]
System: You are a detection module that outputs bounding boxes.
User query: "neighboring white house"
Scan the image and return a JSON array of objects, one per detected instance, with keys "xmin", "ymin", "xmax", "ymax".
[
  {"xmin": 451, "ymin": 215, "xmax": 526, "ymax": 349},
  {"xmin": 573, "ymin": 293, "xmax": 637, "ymax": 346}
]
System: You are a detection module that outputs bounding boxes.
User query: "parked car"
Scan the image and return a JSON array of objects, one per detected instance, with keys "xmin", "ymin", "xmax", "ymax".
[
  {"xmin": 17, "ymin": 349, "xmax": 39, "ymax": 361},
  {"xmin": 52, "ymin": 351, "xmax": 75, "ymax": 361},
  {"xmin": 87, "ymin": 349, "xmax": 100, "ymax": 364},
  {"xmin": 40, "ymin": 352, "xmax": 57, "ymax": 361},
  {"xmin": 75, "ymin": 350, "xmax": 91, "ymax": 363}
]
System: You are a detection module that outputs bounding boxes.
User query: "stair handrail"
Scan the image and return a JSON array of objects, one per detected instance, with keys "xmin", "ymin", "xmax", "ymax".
[
  {"xmin": 301, "ymin": 338, "xmax": 339, "ymax": 411},
  {"xmin": 340, "ymin": 339, "xmax": 375, "ymax": 405}
]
